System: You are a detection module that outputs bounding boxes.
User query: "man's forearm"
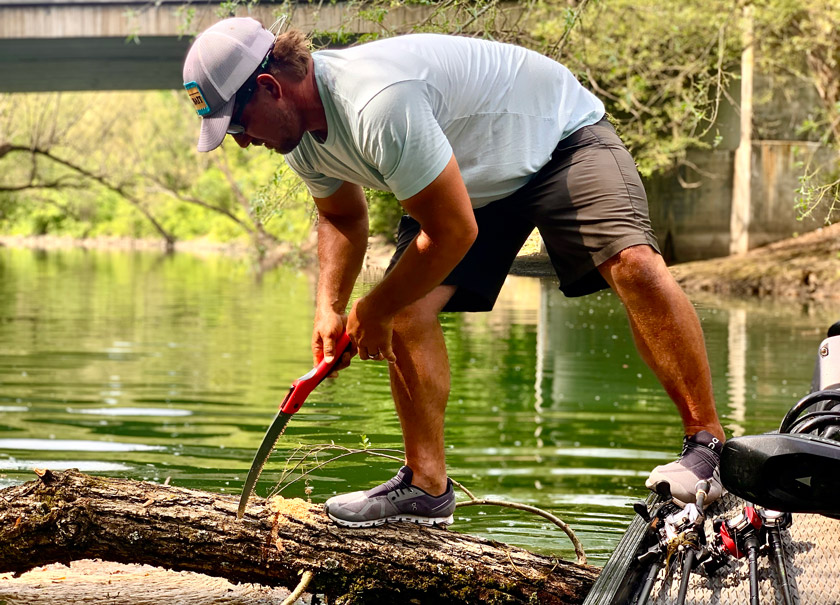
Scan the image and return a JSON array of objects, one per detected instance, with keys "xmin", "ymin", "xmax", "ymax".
[
  {"xmin": 316, "ymin": 213, "xmax": 368, "ymax": 316},
  {"xmin": 362, "ymin": 225, "xmax": 475, "ymax": 318},
  {"xmin": 359, "ymin": 155, "xmax": 477, "ymax": 319}
]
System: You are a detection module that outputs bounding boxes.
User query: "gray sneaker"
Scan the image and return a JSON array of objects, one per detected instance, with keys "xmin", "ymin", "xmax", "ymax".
[
  {"xmin": 324, "ymin": 466, "xmax": 455, "ymax": 528},
  {"xmin": 645, "ymin": 430, "xmax": 725, "ymax": 507}
]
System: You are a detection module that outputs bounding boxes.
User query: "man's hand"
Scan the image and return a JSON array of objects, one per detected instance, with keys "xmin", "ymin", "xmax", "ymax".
[
  {"xmin": 347, "ymin": 297, "xmax": 397, "ymax": 363},
  {"xmin": 312, "ymin": 310, "xmax": 355, "ymax": 377}
]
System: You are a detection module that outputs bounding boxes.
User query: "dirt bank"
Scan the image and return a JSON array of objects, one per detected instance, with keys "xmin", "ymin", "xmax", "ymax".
[
  {"xmin": 512, "ymin": 224, "xmax": 840, "ymax": 302},
  {"xmin": 0, "ymin": 234, "xmax": 258, "ymax": 257},
  {"xmin": 669, "ymin": 223, "xmax": 840, "ymax": 301}
]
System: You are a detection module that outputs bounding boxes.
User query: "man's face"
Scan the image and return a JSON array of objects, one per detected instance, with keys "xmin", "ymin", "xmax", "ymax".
[{"xmin": 231, "ymin": 79, "xmax": 304, "ymax": 154}]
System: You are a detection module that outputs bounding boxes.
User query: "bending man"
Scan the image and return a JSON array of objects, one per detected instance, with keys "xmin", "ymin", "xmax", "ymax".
[{"xmin": 182, "ymin": 18, "xmax": 726, "ymax": 526}]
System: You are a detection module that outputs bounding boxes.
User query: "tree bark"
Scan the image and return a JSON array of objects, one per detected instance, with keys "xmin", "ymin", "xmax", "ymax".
[{"xmin": 0, "ymin": 470, "xmax": 598, "ymax": 604}]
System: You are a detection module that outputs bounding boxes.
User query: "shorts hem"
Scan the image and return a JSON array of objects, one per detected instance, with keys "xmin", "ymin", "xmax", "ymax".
[
  {"xmin": 557, "ymin": 233, "xmax": 661, "ymax": 298},
  {"xmin": 591, "ymin": 233, "xmax": 660, "ymax": 269}
]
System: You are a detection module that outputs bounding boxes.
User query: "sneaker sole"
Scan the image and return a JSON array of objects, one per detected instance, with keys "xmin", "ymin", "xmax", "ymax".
[{"xmin": 326, "ymin": 512, "xmax": 454, "ymax": 529}]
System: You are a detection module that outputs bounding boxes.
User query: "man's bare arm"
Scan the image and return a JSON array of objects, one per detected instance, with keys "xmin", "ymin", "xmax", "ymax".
[
  {"xmin": 349, "ymin": 154, "xmax": 477, "ymax": 361},
  {"xmin": 312, "ymin": 181, "xmax": 369, "ymax": 365}
]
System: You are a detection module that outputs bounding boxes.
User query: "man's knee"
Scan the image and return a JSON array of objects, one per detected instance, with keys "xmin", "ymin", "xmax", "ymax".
[
  {"xmin": 392, "ymin": 285, "xmax": 456, "ymax": 336},
  {"xmin": 598, "ymin": 244, "xmax": 670, "ymax": 292}
]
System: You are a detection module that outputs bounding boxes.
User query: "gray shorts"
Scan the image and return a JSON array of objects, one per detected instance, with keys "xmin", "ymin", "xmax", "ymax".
[{"xmin": 388, "ymin": 118, "xmax": 660, "ymax": 312}]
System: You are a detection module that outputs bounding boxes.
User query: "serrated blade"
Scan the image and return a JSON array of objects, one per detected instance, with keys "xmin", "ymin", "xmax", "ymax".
[{"xmin": 237, "ymin": 410, "xmax": 293, "ymax": 519}]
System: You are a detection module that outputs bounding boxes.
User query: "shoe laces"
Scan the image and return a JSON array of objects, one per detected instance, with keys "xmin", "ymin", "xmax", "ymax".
[
  {"xmin": 678, "ymin": 439, "xmax": 721, "ymax": 477},
  {"xmin": 381, "ymin": 475, "xmax": 411, "ymax": 493}
]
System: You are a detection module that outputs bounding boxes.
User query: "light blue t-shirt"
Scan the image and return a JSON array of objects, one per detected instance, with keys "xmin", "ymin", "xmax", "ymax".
[{"xmin": 285, "ymin": 34, "xmax": 605, "ymax": 209}]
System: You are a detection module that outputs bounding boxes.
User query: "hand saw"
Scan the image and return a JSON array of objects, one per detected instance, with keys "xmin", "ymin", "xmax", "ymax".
[{"xmin": 237, "ymin": 332, "xmax": 352, "ymax": 519}]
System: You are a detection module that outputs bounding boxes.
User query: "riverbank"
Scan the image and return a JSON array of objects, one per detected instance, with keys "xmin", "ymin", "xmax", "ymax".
[
  {"xmin": 670, "ymin": 222, "xmax": 840, "ymax": 301},
  {"xmin": 0, "ymin": 233, "xmax": 314, "ymax": 272},
  {"xmin": 3, "ymin": 225, "xmax": 840, "ymax": 301},
  {"xmin": 512, "ymin": 224, "xmax": 840, "ymax": 302}
]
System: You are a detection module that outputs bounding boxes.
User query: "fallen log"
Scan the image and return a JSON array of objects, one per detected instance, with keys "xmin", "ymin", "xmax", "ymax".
[{"xmin": 0, "ymin": 469, "xmax": 599, "ymax": 604}]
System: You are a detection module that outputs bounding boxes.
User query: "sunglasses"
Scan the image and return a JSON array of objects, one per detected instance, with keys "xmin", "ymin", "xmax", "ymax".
[{"xmin": 226, "ymin": 49, "xmax": 273, "ymax": 136}]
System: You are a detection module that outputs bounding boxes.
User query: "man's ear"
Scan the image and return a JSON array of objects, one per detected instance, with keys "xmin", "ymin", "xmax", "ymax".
[{"xmin": 255, "ymin": 73, "xmax": 282, "ymax": 99}]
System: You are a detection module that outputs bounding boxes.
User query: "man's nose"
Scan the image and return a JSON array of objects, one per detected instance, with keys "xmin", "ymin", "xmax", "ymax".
[{"xmin": 232, "ymin": 133, "xmax": 252, "ymax": 148}]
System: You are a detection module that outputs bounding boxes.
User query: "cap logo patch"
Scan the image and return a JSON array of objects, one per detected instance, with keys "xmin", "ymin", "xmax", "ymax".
[{"xmin": 184, "ymin": 81, "xmax": 211, "ymax": 116}]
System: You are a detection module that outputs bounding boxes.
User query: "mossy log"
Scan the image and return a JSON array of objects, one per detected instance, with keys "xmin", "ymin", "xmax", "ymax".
[{"xmin": 0, "ymin": 469, "xmax": 599, "ymax": 604}]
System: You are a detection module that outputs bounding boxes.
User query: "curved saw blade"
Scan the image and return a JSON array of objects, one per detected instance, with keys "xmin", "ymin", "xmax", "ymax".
[
  {"xmin": 237, "ymin": 409, "xmax": 293, "ymax": 519},
  {"xmin": 236, "ymin": 332, "xmax": 352, "ymax": 519}
]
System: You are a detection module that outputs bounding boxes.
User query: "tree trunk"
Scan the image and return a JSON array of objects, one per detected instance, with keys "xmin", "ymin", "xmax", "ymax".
[
  {"xmin": 0, "ymin": 470, "xmax": 598, "ymax": 604},
  {"xmin": 730, "ymin": 1, "xmax": 754, "ymax": 256}
]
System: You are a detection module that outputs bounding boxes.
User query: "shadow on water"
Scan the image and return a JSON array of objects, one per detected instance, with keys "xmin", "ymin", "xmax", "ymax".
[{"xmin": 0, "ymin": 246, "xmax": 836, "ymax": 564}]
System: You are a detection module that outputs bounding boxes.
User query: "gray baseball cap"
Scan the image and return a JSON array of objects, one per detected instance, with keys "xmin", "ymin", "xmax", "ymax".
[{"xmin": 182, "ymin": 18, "xmax": 274, "ymax": 152}]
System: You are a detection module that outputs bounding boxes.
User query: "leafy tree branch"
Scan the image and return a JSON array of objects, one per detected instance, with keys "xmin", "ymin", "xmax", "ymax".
[{"xmin": 0, "ymin": 143, "xmax": 175, "ymax": 247}]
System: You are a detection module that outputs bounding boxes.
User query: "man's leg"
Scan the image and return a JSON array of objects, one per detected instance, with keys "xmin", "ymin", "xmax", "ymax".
[
  {"xmin": 388, "ymin": 285, "xmax": 456, "ymax": 496},
  {"xmin": 323, "ymin": 207, "xmax": 530, "ymax": 527},
  {"xmin": 598, "ymin": 244, "xmax": 726, "ymax": 504},
  {"xmin": 597, "ymin": 244, "xmax": 724, "ymax": 441},
  {"xmin": 323, "ymin": 285, "xmax": 458, "ymax": 527},
  {"xmin": 515, "ymin": 118, "xmax": 724, "ymax": 503},
  {"xmin": 598, "ymin": 246, "xmax": 724, "ymax": 441}
]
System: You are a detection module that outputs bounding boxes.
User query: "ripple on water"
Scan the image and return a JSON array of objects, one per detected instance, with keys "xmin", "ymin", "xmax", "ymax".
[
  {"xmin": 482, "ymin": 467, "xmax": 647, "ymax": 478},
  {"xmin": 67, "ymin": 407, "xmax": 192, "ymax": 417},
  {"xmin": 0, "ymin": 439, "xmax": 164, "ymax": 452}
]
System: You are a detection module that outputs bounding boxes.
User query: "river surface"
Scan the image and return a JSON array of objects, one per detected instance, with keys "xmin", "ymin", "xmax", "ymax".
[{"xmin": 0, "ymin": 246, "xmax": 835, "ymax": 565}]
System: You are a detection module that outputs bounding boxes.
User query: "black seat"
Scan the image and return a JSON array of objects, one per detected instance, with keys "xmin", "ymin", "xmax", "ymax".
[{"xmin": 721, "ymin": 432, "xmax": 840, "ymax": 518}]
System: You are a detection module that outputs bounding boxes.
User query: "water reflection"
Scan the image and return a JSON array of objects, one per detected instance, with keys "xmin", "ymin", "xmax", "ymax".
[
  {"xmin": 727, "ymin": 308, "xmax": 748, "ymax": 436},
  {"xmin": 0, "ymin": 247, "xmax": 833, "ymax": 564}
]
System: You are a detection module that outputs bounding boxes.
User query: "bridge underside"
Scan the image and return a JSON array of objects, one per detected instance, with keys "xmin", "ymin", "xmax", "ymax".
[
  {"xmin": 0, "ymin": 1, "xmax": 449, "ymax": 92},
  {"xmin": 1, "ymin": 37, "xmax": 189, "ymax": 92}
]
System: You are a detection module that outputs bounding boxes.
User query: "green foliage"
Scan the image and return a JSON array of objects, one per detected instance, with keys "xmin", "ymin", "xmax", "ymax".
[
  {"xmin": 750, "ymin": 0, "xmax": 840, "ymax": 217},
  {"xmin": 174, "ymin": 5, "xmax": 198, "ymax": 38},
  {"xmin": 367, "ymin": 190, "xmax": 403, "ymax": 243},
  {"xmin": 5, "ymin": 0, "xmax": 840, "ymax": 241},
  {"xmin": 534, "ymin": 0, "xmax": 742, "ymax": 176},
  {"xmin": 753, "ymin": 1, "xmax": 840, "ymax": 142},
  {"xmin": 0, "ymin": 90, "xmax": 315, "ymax": 247},
  {"xmin": 307, "ymin": 0, "xmax": 521, "ymax": 48},
  {"xmin": 795, "ymin": 164, "xmax": 840, "ymax": 224}
]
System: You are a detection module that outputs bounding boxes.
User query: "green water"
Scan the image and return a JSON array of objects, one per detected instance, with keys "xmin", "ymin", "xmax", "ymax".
[{"xmin": 0, "ymin": 246, "xmax": 834, "ymax": 564}]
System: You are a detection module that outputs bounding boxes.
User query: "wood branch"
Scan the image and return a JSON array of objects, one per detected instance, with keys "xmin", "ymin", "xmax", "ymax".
[
  {"xmin": 0, "ymin": 470, "xmax": 598, "ymax": 604},
  {"xmin": 0, "ymin": 144, "xmax": 176, "ymax": 250},
  {"xmin": 0, "ymin": 181, "xmax": 85, "ymax": 193},
  {"xmin": 212, "ymin": 154, "xmax": 280, "ymax": 247},
  {"xmin": 25, "ymin": 148, "xmax": 175, "ymax": 247},
  {"xmin": 150, "ymin": 181, "xmax": 255, "ymax": 235}
]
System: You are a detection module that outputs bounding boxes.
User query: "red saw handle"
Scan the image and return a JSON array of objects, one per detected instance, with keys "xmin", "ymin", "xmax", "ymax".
[{"xmin": 279, "ymin": 332, "xmax": 352, "ymax": 415}]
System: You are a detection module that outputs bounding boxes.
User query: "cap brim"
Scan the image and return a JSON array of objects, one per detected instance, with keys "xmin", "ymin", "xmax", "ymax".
[{"xmin": 196, "ymin": 96, "xmax": 236, "ymax": 152}]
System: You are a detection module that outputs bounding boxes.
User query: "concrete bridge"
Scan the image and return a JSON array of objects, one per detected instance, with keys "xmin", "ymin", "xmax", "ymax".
[{"xmin": 0, "ymin": 0, "xmax": 433, "ymax": 91}]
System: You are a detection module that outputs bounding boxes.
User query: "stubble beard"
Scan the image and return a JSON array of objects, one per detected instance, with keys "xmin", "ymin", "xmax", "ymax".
[{"xmin": 273, "ymin": 103, "xmax": 304, "ymax": 155}]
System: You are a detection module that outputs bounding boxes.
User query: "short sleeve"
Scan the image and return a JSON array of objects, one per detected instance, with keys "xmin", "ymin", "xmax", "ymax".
[
  {"xmin": 285, "ymin": 145, "xmax": 345, "ymax": 199},
  {"xmin": 355, "ymin": 82, "xmax": 453, "ymax": 200}
]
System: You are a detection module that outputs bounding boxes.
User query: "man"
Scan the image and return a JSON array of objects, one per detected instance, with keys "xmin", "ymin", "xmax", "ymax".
[{"xmin": 183, "ymin": 17, "xmax": 726, "ymax": 527}]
